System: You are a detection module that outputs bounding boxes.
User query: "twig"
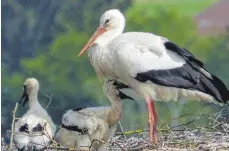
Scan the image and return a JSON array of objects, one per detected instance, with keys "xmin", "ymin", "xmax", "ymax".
[
  {"xmin": 30, "ymin": 142, "xmax": 79, "ymax": 151},
  {"xmin": 111, "ymin": 141, "xmax": 126, "ymax": 151},
  {"xmin": 45, "ymin": 93, "xmax": 54, "ymax": 109},
  {"xmin": 42, "ymin": 121, "xmax": 59, "ymax": 145},
  {"xmin": 89, "ymin": 139, "xmax": 110, "ymax": 151},
  {"xmin": 171, "ymin": 112, "xmax": 195, "ymax": 121},
  {"xmin": 9, "ymin": 103, "xmax": 19, "ymax": 150},
  {"xmin": 170, "ymin": 119, "xmax": 196, "ymax": 130},
  {"xmin": 118, "ymin": 121, "xmax": 127, "ymax": 140},
  {"xmin": 115, "ymin": 129, "xmax": 147, "ymax": 135},
  {"xmin": 7, "ymin": 130, "xmax": 44, "ymax": 137},
  {"xmin": 118, "ymin": 121, "xmax": 132, "ymax": 150},
  {"xmin": 160, "ymin": 113, "xmax": 191, "ymax": 129},
  {"xmin": 90, "ymin": 139, "xmax": 126, "ymax": 151},
  {"xmin": 213, "ymin": 108, "xmax": 223, "ymax": 124}
]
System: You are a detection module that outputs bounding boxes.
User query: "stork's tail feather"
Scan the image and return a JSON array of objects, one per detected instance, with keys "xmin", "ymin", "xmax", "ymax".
[
  {"xmin": 188, "ymin": 61, "xmax": 229, "ymax": 104},
  {"xmin": 200, "ymin": 74, "xmax": 229, "ymax": 104},
  {"xmin": 211, "ymin": 75, "xmax": 229, "ymax": 103}
]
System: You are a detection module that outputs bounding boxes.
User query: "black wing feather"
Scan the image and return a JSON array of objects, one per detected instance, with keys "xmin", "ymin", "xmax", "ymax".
[
  {"xmin": 61, "ymin": 124, "xmax": 88, "ymax": 135},
  {"xmin": 167, "ymin": 41, "xmax": 229, "ymax": 101},
  {"xmin": 135, "ymin": 63, "xmax": 229, "ymax": 103},
  {"xmin": 164, "ymin": 41, "xmax": 204, "ymax": 66},
  {"xmin": 32, "ymin": 124, "xmax": 44, "ymax": 132},
  {"xmin": 72, "ymin": 107, "xmax": 87, "ymax": 111},
  {"xmin": 19, "ymin": 124, "xmax": 29, "ymax": 133},
  {"xmin": 112, "ymin": 80, "xmax": 134, "ymax": 100},
  {"xmin": 136, "ymin": 64, "xmax": 202, "ymax": 90}
]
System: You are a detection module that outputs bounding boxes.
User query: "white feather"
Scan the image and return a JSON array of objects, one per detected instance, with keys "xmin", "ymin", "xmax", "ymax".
[
  {"xmin": 62, "ymin": 108, "xmax": 110, "ymax": 135},
  {"xmin": 110, "ymin": 32, "xmax": 185, "ymax": 76}
]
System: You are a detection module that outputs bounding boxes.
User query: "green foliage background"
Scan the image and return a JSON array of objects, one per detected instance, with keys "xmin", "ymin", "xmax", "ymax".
[{"xmin": 2, "ymin": 0, "xmax": 229, "ymax": 141}]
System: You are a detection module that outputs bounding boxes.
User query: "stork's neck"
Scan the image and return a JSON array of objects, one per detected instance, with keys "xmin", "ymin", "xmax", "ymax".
[
  {"xmin": 95, "ymin": 27, "xmax": 123, "ymax": 46},
  {"xmin": 26, "ymin": 91, "xmax": 55, "ymax": 134},
  {"xmin": 107, "ymin": 94, "xmax": 122, "ymax": 126},
  {"xmin": 88, "ymin": 45, "xmax": 116, "ymax": 79},
  {"xmin": 28, "ymin": 92, "xmax": 42, "ymax": 109}
]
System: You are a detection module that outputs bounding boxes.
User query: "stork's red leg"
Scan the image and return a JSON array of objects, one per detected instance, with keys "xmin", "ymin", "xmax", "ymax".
[{"xmin": 147, "ymin": 99, "xmax": 157, "ymax": 144}]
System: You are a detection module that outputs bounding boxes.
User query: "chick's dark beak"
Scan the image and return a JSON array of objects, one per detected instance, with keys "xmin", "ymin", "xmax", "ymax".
[{"xmin": 18, "ymin": 86, "xmax": 29, "ymax": 107}]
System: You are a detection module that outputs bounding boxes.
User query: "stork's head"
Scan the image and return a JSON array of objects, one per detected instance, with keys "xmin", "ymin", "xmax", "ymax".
[
  {"xmin": 77, "ymin": 9, "xmax": 125, "ymax": 57},
  {"xmin": 19, "ymin": 78, "xmax": 39, "ymax": 106},
  {"xmin": 99, "ymin": 9, "xmax": 125, "ymax": 32}
]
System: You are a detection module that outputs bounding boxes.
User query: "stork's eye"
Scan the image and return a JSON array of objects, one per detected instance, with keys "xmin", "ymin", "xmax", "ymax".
[{"xmin": 105, "ymin": 19, "xmax": 110, "ymax": 24}]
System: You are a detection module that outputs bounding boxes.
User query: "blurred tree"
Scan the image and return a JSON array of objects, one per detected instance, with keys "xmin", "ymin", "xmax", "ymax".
[
  {"xmin": 2, "ymin": 0, "xmax": 132, "ymax": 73},
  {"xmin": 2, "ymin": 0, "xmax": 61, "ymax": 72},
  {"xmin": 205, "ymin": 30, "xmax": 229, "ymax": 87}
]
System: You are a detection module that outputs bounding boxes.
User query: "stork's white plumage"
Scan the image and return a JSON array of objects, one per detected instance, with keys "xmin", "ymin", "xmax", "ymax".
[
  {"xmin": 77, "ymin": 9, "xmax": 229, "ymax": 143},
  {"xmin": 55, "ymin": 79, "xmax": 132, "ymax": 151},
  {"xmin": 14, "ymin": 78, "xmax": 56, "ymax": 151}
]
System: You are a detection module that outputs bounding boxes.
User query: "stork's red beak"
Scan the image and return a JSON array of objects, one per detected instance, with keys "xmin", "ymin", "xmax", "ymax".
[{"xmin": 77, "ymin": 27, "xmax": 106, "ymax": 57}]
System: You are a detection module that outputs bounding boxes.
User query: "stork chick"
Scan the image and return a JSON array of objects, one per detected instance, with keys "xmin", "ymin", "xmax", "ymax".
[
  {"xmin": 55, "ymin": 79, "xmax": 132, "ymax": 151},
  {"xmin": 13, "ymin": 78, "xmax": 56, "ymax": 151}
]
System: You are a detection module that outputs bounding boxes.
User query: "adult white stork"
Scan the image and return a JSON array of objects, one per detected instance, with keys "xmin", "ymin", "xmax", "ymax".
[{"xmin": 77, "ymin": 9, "xmax": 229, "ymax": 144}]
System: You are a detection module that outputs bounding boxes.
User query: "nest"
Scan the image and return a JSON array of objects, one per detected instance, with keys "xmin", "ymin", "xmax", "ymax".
[
  {"xmin": 107, "ymin": 109, "xmax": 229, "ymax": 151},
  {"xmin": 3, "ymin": 103, "xmax": 229, "ymax": 151},
  {"xmin": 108, "ymin": 129, "xmax": 229, "ymax": 151}
]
